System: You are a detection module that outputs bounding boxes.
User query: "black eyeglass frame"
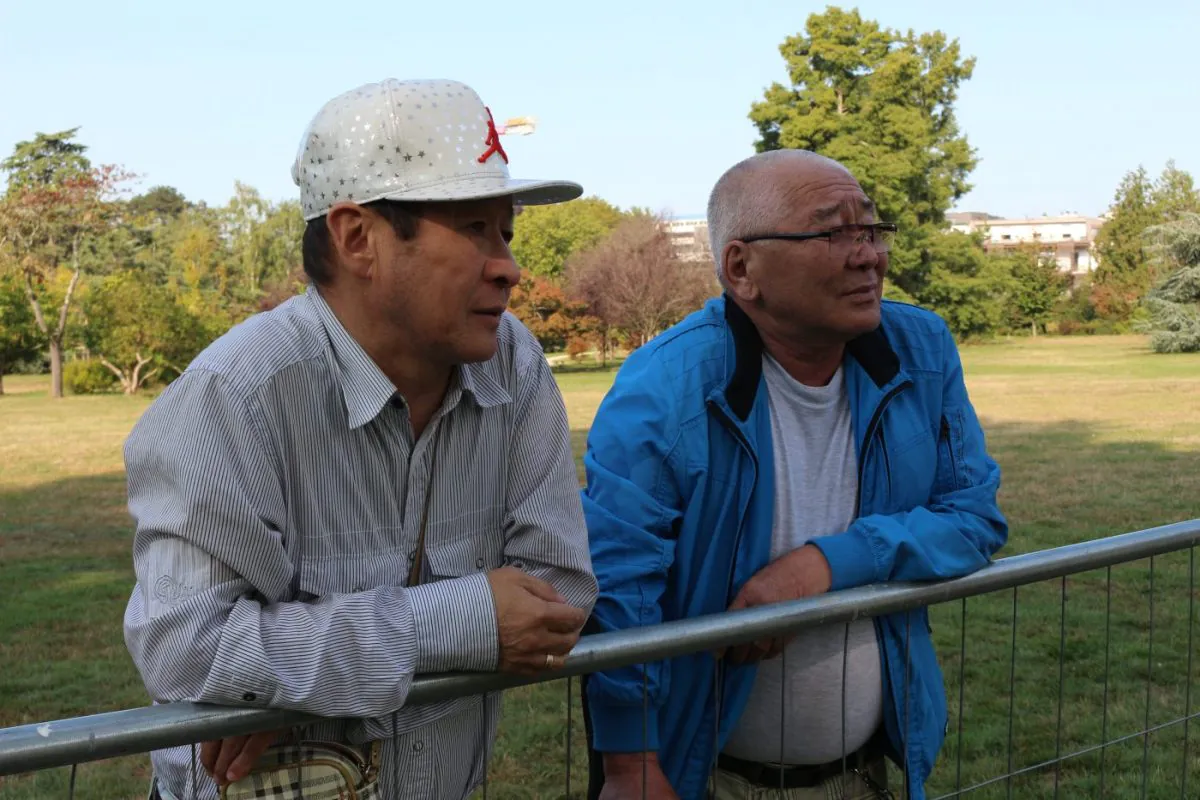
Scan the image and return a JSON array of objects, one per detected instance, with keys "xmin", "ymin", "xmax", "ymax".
[{"xmin": 739, "ymin": 222, "xmax": 899, "ymax": 252}]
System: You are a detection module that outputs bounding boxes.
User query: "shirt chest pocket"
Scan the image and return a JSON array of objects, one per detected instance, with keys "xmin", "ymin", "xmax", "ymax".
[
  {"xmin": 424, "ymin": 532, "xmax": 506, "ymax": 580},
  {"xmin": 297, "ymin": 551, "xmax": 410, "ymax": 596},
  {"xmin": 417, "ymin": 504, "xmax": 507, "ymax": 578}
]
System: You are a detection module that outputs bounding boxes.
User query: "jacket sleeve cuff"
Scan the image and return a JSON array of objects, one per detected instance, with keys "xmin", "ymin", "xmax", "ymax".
[
  {"xmin": 812, "ymin": 531, "xmax": 878, "ymax": 591},
  {"xmin": 588, "ymin": 703, "xmax": 661, "ymax": 753},
  {"xmin": 407, "ymin": 574, "xmax": 498, "ymax": 673}
]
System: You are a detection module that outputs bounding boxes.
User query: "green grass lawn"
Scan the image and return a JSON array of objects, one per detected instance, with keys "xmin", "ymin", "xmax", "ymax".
[{"xmin": 3, "ymin": 336, "xmax": 1200, "ymax": 798}]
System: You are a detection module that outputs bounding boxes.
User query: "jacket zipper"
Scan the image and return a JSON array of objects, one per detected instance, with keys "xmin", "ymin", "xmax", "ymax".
[
  {"xmin": 879, "ymin": 426, "xmax": 892, "ymax": 500},
  {"xmin": 939, "ymin": 415, "xmax": 959, "ymax": 489},
  {"xmin": 854, "ymin": 381, "xmax": 912, "ymax": 517},
  {"xmin": 710, "ymin": 404, "xmax": 756, "ymax": 754}
]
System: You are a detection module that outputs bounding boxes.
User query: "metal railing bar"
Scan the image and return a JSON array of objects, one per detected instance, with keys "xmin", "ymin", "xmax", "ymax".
[
  {"xmin": 565, "ymin": 677, "xmax": 573, "ymax": 800},
  {"xmin": 1143, "ymin": 556, "xmax": 1156, "ymax": 800},
  {"xmin": 1101, "ymin": 565, "xmax": 1112, "ymax": 798},
  {"xmin": 955, "ymin": 597, "xmax": 966, "ymax": 794},
  {"xmin": 1054, "ymin": 575, "xmax": 1067, "ymax": 799},
  {"xmin": 1183, "ymin": 546, "xmax": 1195, "ymax": 799},
  {"xmin": 4, "ymin": 520, "xmax": 1200, "ymax": 777},
  {"xmin": 1006, "ymin": 586, "xmax": 1018, "ymax": 800},
  {"xmin": 930, "ymin": 709, "xmax": 1200, "ymax": 800}
]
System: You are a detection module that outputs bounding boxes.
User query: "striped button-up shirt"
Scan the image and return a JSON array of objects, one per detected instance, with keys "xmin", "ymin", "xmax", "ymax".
[{"xmin": 123, "ymin": 287, "xmax": 597, "ymax": 800}]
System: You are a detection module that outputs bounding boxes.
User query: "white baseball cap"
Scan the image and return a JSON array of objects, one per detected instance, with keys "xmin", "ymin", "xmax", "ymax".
[{"xmin": 292, "ymin": 78, "xmax": 584, "ymax": 220}]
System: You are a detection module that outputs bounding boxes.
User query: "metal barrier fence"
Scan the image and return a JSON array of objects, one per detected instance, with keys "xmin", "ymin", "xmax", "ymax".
[{"xmin": 3, "ymin": 519, "xmax": 1200, "ymax": 799}]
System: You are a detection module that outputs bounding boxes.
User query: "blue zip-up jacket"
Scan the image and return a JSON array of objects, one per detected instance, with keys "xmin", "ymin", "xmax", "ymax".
[{"xmin": 580, "ymin": 296, "xmax": 1007, "ymax": 800}]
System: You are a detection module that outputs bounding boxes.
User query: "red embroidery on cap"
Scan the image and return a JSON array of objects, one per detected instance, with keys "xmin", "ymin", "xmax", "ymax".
[{"xmin": 477, "ymin": 107, "xmax": 509, "ymax": 165}]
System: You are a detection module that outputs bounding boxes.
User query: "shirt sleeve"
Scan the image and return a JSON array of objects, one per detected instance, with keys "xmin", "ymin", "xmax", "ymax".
[
  {"xmin": 501, "ymin": 346, "xmax": 598, "ymax": 614},
  {"xmin": 122, "ymin": 369, "xmax": 491, "ymax": 719}
]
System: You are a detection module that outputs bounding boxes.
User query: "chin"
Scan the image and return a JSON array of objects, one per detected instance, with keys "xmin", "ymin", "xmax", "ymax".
[
  {"xmin": 456, "ymin": 335, "xmax": 501, "ymax": 364},
  {"xmin": 844, "ymin": 305, "xmax": 882, "ymax": 336}
]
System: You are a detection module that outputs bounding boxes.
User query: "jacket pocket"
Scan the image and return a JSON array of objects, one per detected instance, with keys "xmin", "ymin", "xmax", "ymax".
[{"xmin": 936, "ymin": 412, "xmax": 962, "ymax": 493}]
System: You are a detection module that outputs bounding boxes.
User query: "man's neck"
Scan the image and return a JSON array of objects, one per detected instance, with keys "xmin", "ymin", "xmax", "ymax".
[
  {"xmin": 318, "ymin": 285, "xmax": 452, "ymax": 432},
  {"xmin": 759, "ymin": 327, "xmax": 845, "ymax": 387}
]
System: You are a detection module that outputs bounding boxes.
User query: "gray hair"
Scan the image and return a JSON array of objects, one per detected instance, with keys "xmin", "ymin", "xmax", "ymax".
[{"xmin": 706, "ymin": 149, "xmax": 848, "ymax": 284}]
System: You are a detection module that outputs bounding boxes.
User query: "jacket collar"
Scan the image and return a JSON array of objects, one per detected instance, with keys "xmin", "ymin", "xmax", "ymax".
[{"xmin": 721, "ymin": 295, "xmax": 901, "ymax": 421}]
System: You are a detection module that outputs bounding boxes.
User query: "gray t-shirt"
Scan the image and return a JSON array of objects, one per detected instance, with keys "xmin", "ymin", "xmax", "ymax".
[{"xmin": 721, "ymin": 355, "xmax": 883, "ymax": 765}]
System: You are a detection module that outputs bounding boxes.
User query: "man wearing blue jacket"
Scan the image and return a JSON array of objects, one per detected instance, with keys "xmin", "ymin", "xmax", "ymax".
[{"xmin": 581, "ymin": 149, "xmax": 1007, "ymax": 800}]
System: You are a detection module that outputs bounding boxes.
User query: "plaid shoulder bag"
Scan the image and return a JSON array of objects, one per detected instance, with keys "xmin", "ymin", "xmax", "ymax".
[{"xmin": 217, "ymin": 739, "xmax": 381, "ymax": 800}]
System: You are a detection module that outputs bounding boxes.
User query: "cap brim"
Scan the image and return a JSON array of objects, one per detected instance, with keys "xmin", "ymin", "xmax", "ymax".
[{"xmin": 380, "ymin": 174, "xmax": 583, "ymax": 206}]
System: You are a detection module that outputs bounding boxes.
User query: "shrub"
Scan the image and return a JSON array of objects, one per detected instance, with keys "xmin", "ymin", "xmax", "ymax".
[{"xmin": 65, "ymin": 359, "xmax": 118, "ymax": 394}]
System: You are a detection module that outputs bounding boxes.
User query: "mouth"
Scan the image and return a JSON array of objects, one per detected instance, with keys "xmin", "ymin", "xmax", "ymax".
[
  {"xmin": 473, "ymin": 307, "xmax": 506, "ymax": 320},
  {"xmin": 844, "ymin": 284, "xmax": 878, "ymax": 298}
]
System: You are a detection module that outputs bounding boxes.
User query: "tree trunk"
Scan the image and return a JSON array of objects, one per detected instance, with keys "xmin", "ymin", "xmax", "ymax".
[
  {"xmin": 49, "ymin": 338, "xmax": 64, "ymax": 398},
  {"xmin": 1031, "ymin": 321, "xmax": 1038, "ymax": 337},
  {"xmin": 0, "ymin": 360, "xmax": 6, "ymax": 395}
]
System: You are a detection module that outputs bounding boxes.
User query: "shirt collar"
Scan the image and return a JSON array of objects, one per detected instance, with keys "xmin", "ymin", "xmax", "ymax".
[
  {"xmin": 307, "ymin": 287, "xmax": 399, "ymax": 430},
  {"xmin": 306, "ymin": 287, "xmax": 513, "ymax": 428}
]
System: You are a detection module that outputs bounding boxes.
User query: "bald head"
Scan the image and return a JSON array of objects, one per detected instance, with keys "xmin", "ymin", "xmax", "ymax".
[{"xmin": 707, "ymin": 150, "xmax": 856, "ymax": 283}]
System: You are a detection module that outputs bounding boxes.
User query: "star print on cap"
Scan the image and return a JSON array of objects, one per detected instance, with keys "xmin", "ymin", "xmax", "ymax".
[{"xmin": 291, "ymin": 78, "xmax": 583, "ymax": 220}]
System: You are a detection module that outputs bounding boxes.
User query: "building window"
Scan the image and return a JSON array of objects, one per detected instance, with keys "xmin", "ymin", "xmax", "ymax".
[
  {"xmin": 1063, "ymin": 233, "xmax": 1072, "ymax": 239},
  {"xmin": 1001, "ymin": 234, "xmax": 1012, "ymax": 240}
]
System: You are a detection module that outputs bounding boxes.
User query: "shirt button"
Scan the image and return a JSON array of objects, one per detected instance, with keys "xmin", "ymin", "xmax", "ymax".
[
  {"xmin": 476, "ymin": 557, "xmax": 485, "ymax": 569},
  {"xmin": 352, "ymin": 586, "xmax": 364, "ymax": 593},
  {"xmin": 513, "ymin": 560, "xmax": 525, "ymax": 570},
  {"xmin": 413, "ymin": 740, "xmax": 424, "ymax": 752},
  {"xmin": 408, "ymin": 551, "xmax": 416, "ymax": 563},
  {"xmin": 242, "ymin": 692, "xmax": 256, "ymax": 702}
]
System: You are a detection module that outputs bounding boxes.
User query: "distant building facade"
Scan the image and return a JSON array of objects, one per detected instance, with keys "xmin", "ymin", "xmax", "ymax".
[
  {"xmin": 948, "ymin": 212, "xmax": 1105, "ymax": 276},
  {"xmin": 664, "ymin": 216, "xmax": 712, "ymax": 263}
]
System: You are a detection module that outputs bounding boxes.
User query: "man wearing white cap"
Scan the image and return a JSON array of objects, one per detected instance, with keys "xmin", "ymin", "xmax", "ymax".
[{"xmin": 122, "ymin": 78, "xmax": 598, "ymax": 800}]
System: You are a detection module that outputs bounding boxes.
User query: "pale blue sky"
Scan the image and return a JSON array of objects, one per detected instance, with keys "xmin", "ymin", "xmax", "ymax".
[{"xmin": 1, "ymin": 0, "xmax": 1195, "ymax": 220}]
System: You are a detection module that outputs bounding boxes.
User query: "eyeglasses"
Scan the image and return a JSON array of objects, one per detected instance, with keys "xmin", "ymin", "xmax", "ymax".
[{"xmin": 740, "ymin": 223, "xmax": 898, "ymax": 254}]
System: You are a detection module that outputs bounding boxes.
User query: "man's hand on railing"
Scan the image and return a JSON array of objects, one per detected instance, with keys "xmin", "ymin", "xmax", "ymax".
[
  {"xmin": 599, "ymin": 752, "xmax": 680, "ymax": 800},
  {"xmin": 200, "ymin": 730, "xmax": 281, "ymax": 786},
  {"xmin": 723, "ymin": 544, "xmax": 833, "ymax": 665},
  {"xmin": 488, "ymin": 566, "xmax": 588, "ymax": 675}
]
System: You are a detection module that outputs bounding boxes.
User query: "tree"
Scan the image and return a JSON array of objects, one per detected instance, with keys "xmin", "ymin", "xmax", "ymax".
[
  {"xmin": 1151, "ymin": 160, "xmax": 1200, "ymax": 221},
  {"xmin": 1141, "ymin": 213, "xmax": 1200, "ymax": 353},
  {"xmin": 567, "ymin": 216, "xmax": 717, "ymax": 353},
  {"xmin": 224, "ymin": 183, "xmax": 304, "ymax": 302},
  {"xmin": 511, "ymin": 197, "xmax": 625, "ymax": 279},
  {"xmin": 508, "ymin": 275, "xmax": 596, "ymax": 353},
  {"xmin": 0, "ymin": 128, "xmax": 89, "ymax": 193},
  {"xmin": 128, "ymin": 185, "xmax": 189, "ymax": 222},
  {"xmin": 1093, "ymin": 167, "xmax": 1158, "ymax": 318},
  {"xmin": 0, "ymin": 272, "xmax": 39, "ymax": 394},
  {"xmin": 0, "ymin": 143, "xmax": 132, "ymax": 398},
  {"xmin": 749, "ymin": 7, "xmax": 978, "ymax": 304},
  {"xmin": 914, "ymin": 231, "xmax": 1008, "ymax": 339},
  {"xmin": 1093, "ymin": 162, "xmax": 1200, "ymax": 321},
  {"xmin": 995, "ymin": 244, "xmax": 1069, "ymax": 336},
  {"xmin": 82, "ymin": 271, "xmax": 206, "ymax": 393}
]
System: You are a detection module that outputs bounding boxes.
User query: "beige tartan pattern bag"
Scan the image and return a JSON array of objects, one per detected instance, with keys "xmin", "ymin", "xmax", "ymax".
[{"xmin": 218, "ymin": 740, "xmax": 381, "ymax": 800}]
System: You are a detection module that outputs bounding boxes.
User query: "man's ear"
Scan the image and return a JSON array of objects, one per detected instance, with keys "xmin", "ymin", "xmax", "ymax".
[
  {"xmin": 325, "ymin": 204, "xmax": 377, "ymax": 281},
  {"xmin": 721, "ymin": 240, "xmax": 761, "ymax": 304}
]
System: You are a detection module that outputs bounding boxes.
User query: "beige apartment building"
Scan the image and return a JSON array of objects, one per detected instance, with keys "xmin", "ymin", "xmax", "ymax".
[{"xmin": 948, "ymin": 211, "xmax": 1105, "ymax": 277}]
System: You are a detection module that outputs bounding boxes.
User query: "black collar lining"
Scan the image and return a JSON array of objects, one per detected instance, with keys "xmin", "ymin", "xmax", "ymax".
[{"xmin": 722, "ymin": 296, "xmax": 901, "ymax": 421}]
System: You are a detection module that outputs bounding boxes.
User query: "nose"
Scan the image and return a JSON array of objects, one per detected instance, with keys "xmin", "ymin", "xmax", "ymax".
[
  {"xmin": 847, "ymin": 238, "xmax": 880, "ymax": 271},
  {"xmin": 484, "ymin": 240, "xmax": 521, "ymax": 288}
]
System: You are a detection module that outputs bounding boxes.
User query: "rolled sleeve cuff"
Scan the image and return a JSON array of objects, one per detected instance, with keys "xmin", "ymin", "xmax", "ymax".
[
  {"xmin": 812, "ymin": 529, "xmax": 878, "ymax": 591},
  {"xmin": 408, "ymin": 573, "xmax": 499, "ymax": 673},
  {"xmin": 587, "ymin": 703, "xmax": 661, "ymax": 753}
]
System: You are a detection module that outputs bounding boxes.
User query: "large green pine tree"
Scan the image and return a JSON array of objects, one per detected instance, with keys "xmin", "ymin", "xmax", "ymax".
[{"xmin": 1142, "ymin": 213, "xmax": 1200, "ymax": 353}]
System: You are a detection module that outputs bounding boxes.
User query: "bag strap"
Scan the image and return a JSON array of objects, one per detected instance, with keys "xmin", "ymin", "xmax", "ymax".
[{"xmin": 406, "ymin": 420, "xmax": 444, "ymax": 587}]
